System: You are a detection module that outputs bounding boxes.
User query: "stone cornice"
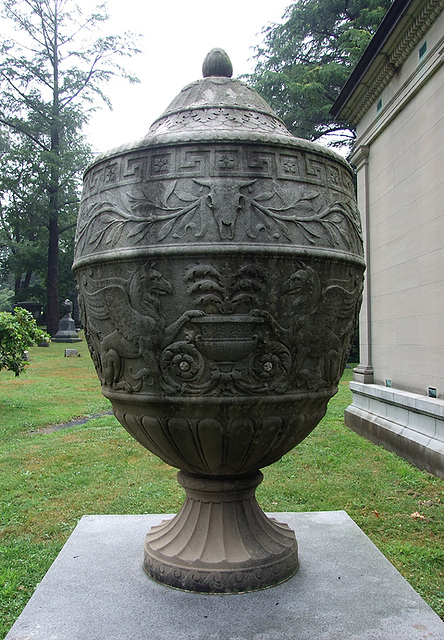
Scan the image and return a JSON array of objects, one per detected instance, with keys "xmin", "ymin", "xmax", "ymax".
[
  {"xmin": 348, "ymin": 0, "xmax": 443, "ymax": 123},
  {"xmin": 349, "ymin": 144, "xmax": 370, "ymax": 169}
]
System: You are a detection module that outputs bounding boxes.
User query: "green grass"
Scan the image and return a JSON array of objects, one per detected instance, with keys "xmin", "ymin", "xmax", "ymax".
[
  {"xmin": 0, "ymin": 338, "xmax": 110, "ymax": 440},
  {"xmin": 1, "ymin": 341, "xmax": 443, "ymax": 636}
]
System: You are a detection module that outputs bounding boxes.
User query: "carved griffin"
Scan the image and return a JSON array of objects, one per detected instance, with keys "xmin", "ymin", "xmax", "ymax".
[{"xmin": 81, "ymin": 263, "xmax": 201, "ymax": 392}]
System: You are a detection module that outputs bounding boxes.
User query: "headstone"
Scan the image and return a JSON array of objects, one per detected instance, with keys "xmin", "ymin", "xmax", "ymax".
[
  {"xmin": 64, "ymin": 349, "xmax": 80, "ymax": 357},
  {"xmin": 15, "ymin": 301, "xmax": 43, "ymax": 323}
]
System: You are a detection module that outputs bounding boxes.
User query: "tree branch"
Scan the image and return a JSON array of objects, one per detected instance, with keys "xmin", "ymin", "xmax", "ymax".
[
  {"xmin": 59, "ymin": 220, "xmax": 77, "ymax": 234},
  {"xmin": 0, "ymin": 116, "xmax": 49, "ymax": 151},
  {"xmin": 0, "ymin": 70, "xmax": 48, "ymax": 119},
  {"xmin": 59, "ymin": 54, "xmax": 102, "ymax": 108}
]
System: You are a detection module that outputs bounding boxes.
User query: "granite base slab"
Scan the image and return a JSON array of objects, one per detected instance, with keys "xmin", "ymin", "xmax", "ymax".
[{"xmin": 5, "ymin": 511, "xmax": 444, "ymax": 640}]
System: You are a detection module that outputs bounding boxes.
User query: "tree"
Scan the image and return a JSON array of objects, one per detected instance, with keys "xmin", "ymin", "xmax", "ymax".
[
  {"xmin": 247, "ymin": 0, "xmax": 392, "ymax": 146},
  {"xmin": 0, "ymin": 307, "xmax": 50, "ymax": 376},
  {"xmin": 0, "ymin": 0, "xmax": 140, "ymax": 334},
  {"xmin": 0, "ymin": 129, "xmax": 49, "ymax": 303},
  {"xmin": 0, "ymin": 285, "xmax": 14, "ymax": 312}
]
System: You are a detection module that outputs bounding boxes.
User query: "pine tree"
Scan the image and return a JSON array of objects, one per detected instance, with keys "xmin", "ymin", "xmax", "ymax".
[
  {"xmin": 0, "ymin": 0, "xmax": 140, "ymax": 334},
  {"xmin": 247, "ymin": 0, "xmax": 392, "ymax": 146}
]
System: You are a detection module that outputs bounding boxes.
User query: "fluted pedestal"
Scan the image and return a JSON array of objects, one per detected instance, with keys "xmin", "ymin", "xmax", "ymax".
[{"xmin": 143, "ymin": 471, "xmax": 298, "ymax": 593}]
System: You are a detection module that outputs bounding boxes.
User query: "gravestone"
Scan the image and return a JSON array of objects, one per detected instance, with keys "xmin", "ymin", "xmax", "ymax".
[{"xmin": 64, "ymin": 349, "xmax": 80, "ymax": 357}]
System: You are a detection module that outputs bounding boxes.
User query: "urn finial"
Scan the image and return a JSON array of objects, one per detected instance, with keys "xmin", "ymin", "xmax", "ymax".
[{"xmin": 202, "ymin": 48, "xmax": 233, "ymax": 78}]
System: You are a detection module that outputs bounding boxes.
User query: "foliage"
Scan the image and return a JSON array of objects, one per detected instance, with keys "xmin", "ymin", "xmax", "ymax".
[
  {"xmin": 0, "ymin": 0, "xmax": 140, "ymax": 334},
  {"xmin": 185, "ymin": 264, "xmax": 266, "ymax": 313},
  {"xmin": 0, "ymin": 285, "xmax": 14, "ymax": 312},
  {"xmin": 247, "ymin": 0, "xmax": 393, "ymax": 146},
  {"xmin": 0, "ymin": 307, "xmax": 49, "ymax": 375},
  {"xmin": 0, "ymin": 131, "xmax": 51, "ymax": 305}
]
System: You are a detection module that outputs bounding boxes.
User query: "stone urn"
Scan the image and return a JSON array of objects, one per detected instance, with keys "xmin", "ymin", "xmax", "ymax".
[
  {"xmin": 53, "ymin": 299, "xmax": 82, "ymax": 343},
  {"xmin": 73, "ymin": 49, "xmax": 364, "ymax": 593}
]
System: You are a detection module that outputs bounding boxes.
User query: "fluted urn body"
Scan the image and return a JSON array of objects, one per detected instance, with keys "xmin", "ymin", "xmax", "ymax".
[{"xmin": 74, "ymin": 50, "xmax": 364, "ymax": 593}]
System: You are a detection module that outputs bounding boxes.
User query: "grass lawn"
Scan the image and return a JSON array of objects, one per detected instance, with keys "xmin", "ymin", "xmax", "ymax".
[{"xmin": 1, "ymin": 337, "xmax": 443, "ymax": 637}]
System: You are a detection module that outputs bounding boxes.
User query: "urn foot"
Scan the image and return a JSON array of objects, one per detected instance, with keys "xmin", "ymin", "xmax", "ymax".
[{"xmin": 143, "ymin": 470, "xmax": 298, "ymax": 593}]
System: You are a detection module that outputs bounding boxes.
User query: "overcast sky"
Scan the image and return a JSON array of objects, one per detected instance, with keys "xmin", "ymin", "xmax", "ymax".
[{"xmin": 83, "ymin": 0, "xmax": 291, "ymax": 153}]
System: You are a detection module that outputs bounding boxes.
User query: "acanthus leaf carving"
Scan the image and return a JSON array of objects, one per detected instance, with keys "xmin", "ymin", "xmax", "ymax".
[
  {"xmin": 76, "ymin": 174, "xmax": 362, "ymax": 255},
  {"xmin": 244, "ymin": 184, "xmax": 362, "ymax": 251}
]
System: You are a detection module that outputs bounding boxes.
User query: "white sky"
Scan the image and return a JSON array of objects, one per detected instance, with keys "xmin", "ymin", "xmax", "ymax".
[{"xmin": 83, "ymin": 0, "xmax": 291, "ymax": 153}]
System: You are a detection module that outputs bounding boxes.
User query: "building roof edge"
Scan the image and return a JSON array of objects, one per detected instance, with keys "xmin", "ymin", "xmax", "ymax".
[{"xmin": 330, "ymin": 0, "xmax": 413, "ymax": 119}]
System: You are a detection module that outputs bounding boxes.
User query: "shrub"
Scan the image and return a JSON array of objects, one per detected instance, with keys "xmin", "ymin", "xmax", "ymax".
[{"xmin": 0, "ymin": 307, "xmax": 50, "ymax": 376}]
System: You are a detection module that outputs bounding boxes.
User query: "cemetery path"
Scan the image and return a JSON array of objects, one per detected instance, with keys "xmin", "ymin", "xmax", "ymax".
[{"xmin": 37, "ymin": 411, "xmax": 113, "ymax": 434}]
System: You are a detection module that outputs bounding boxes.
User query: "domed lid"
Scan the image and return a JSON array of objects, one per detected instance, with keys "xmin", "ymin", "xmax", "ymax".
[
  {"xmin": 91, "ymin": 49, "xmax": 346, "ymax": 165},
  {"xmin": 145, "ymin": 48, "xmax": 293, "ymax": 145}
]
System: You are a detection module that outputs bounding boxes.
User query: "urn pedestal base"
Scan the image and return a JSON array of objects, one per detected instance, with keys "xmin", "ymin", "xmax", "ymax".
[{"xmin": 143, "ymin": 470, "xmax": 298, "ymax": 593}]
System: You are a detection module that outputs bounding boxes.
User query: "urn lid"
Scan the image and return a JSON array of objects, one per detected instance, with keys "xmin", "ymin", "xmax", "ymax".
[
  {"xmin": 145, "ymin": 48, "xmax": 294, "ymax": 145},
  {"xmin": 91, "ymin": 48, "xmax": 346, "ymax": 166}
]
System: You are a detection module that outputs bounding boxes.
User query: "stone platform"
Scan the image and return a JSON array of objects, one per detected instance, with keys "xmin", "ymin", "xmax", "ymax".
[{"xmin": 5, "ymin": 511, "xmax": 444, "ymax": 640}]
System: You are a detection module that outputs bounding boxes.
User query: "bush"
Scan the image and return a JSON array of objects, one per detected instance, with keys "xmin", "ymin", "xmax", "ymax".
[{"xmin": 0, "ymin": 307, "xmax": 50, "ymax": 376}]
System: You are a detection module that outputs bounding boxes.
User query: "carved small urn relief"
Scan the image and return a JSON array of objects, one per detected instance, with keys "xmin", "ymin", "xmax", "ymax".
[{"xmin": 74, "ymin": 49, "xmax": 364, "ymax": 593}]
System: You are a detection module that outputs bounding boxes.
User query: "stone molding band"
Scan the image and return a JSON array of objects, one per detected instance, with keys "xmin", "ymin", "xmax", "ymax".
[{"xmin": 73, "ymin": 243, "xmax": 365, "ymax": 271}]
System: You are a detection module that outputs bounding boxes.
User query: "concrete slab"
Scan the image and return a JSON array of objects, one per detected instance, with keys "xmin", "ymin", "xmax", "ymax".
[{"xmin": 5, "ymin": 511, "xmax": 444, "ymax": 640}]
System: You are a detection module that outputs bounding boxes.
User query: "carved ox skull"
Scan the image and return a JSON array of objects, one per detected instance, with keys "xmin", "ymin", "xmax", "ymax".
[{"xmin": 195, "ymin": 179, "xmax": 255, "ymax": 240}]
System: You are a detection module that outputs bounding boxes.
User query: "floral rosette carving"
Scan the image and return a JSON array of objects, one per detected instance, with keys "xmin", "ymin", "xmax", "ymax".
[{"xmin": 160, "ymin": 342, "xmax": 204, "ymax": 388}]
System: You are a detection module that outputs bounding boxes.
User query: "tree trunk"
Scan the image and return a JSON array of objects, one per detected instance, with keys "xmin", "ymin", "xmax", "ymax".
[
  {"xmin": 15, "ymin": 275, "xmax": 22, "ymax": 297},
  {"xmin": 24, "ymin": 270, "xmax": 32, "ymax": 289},
  {"xmin": 46, "ymin": 215, "xmax": 59, "ymax": 335},
  {"xmin": 46, "ymin": 3, "xmax": 61, "ymax": 337}
]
